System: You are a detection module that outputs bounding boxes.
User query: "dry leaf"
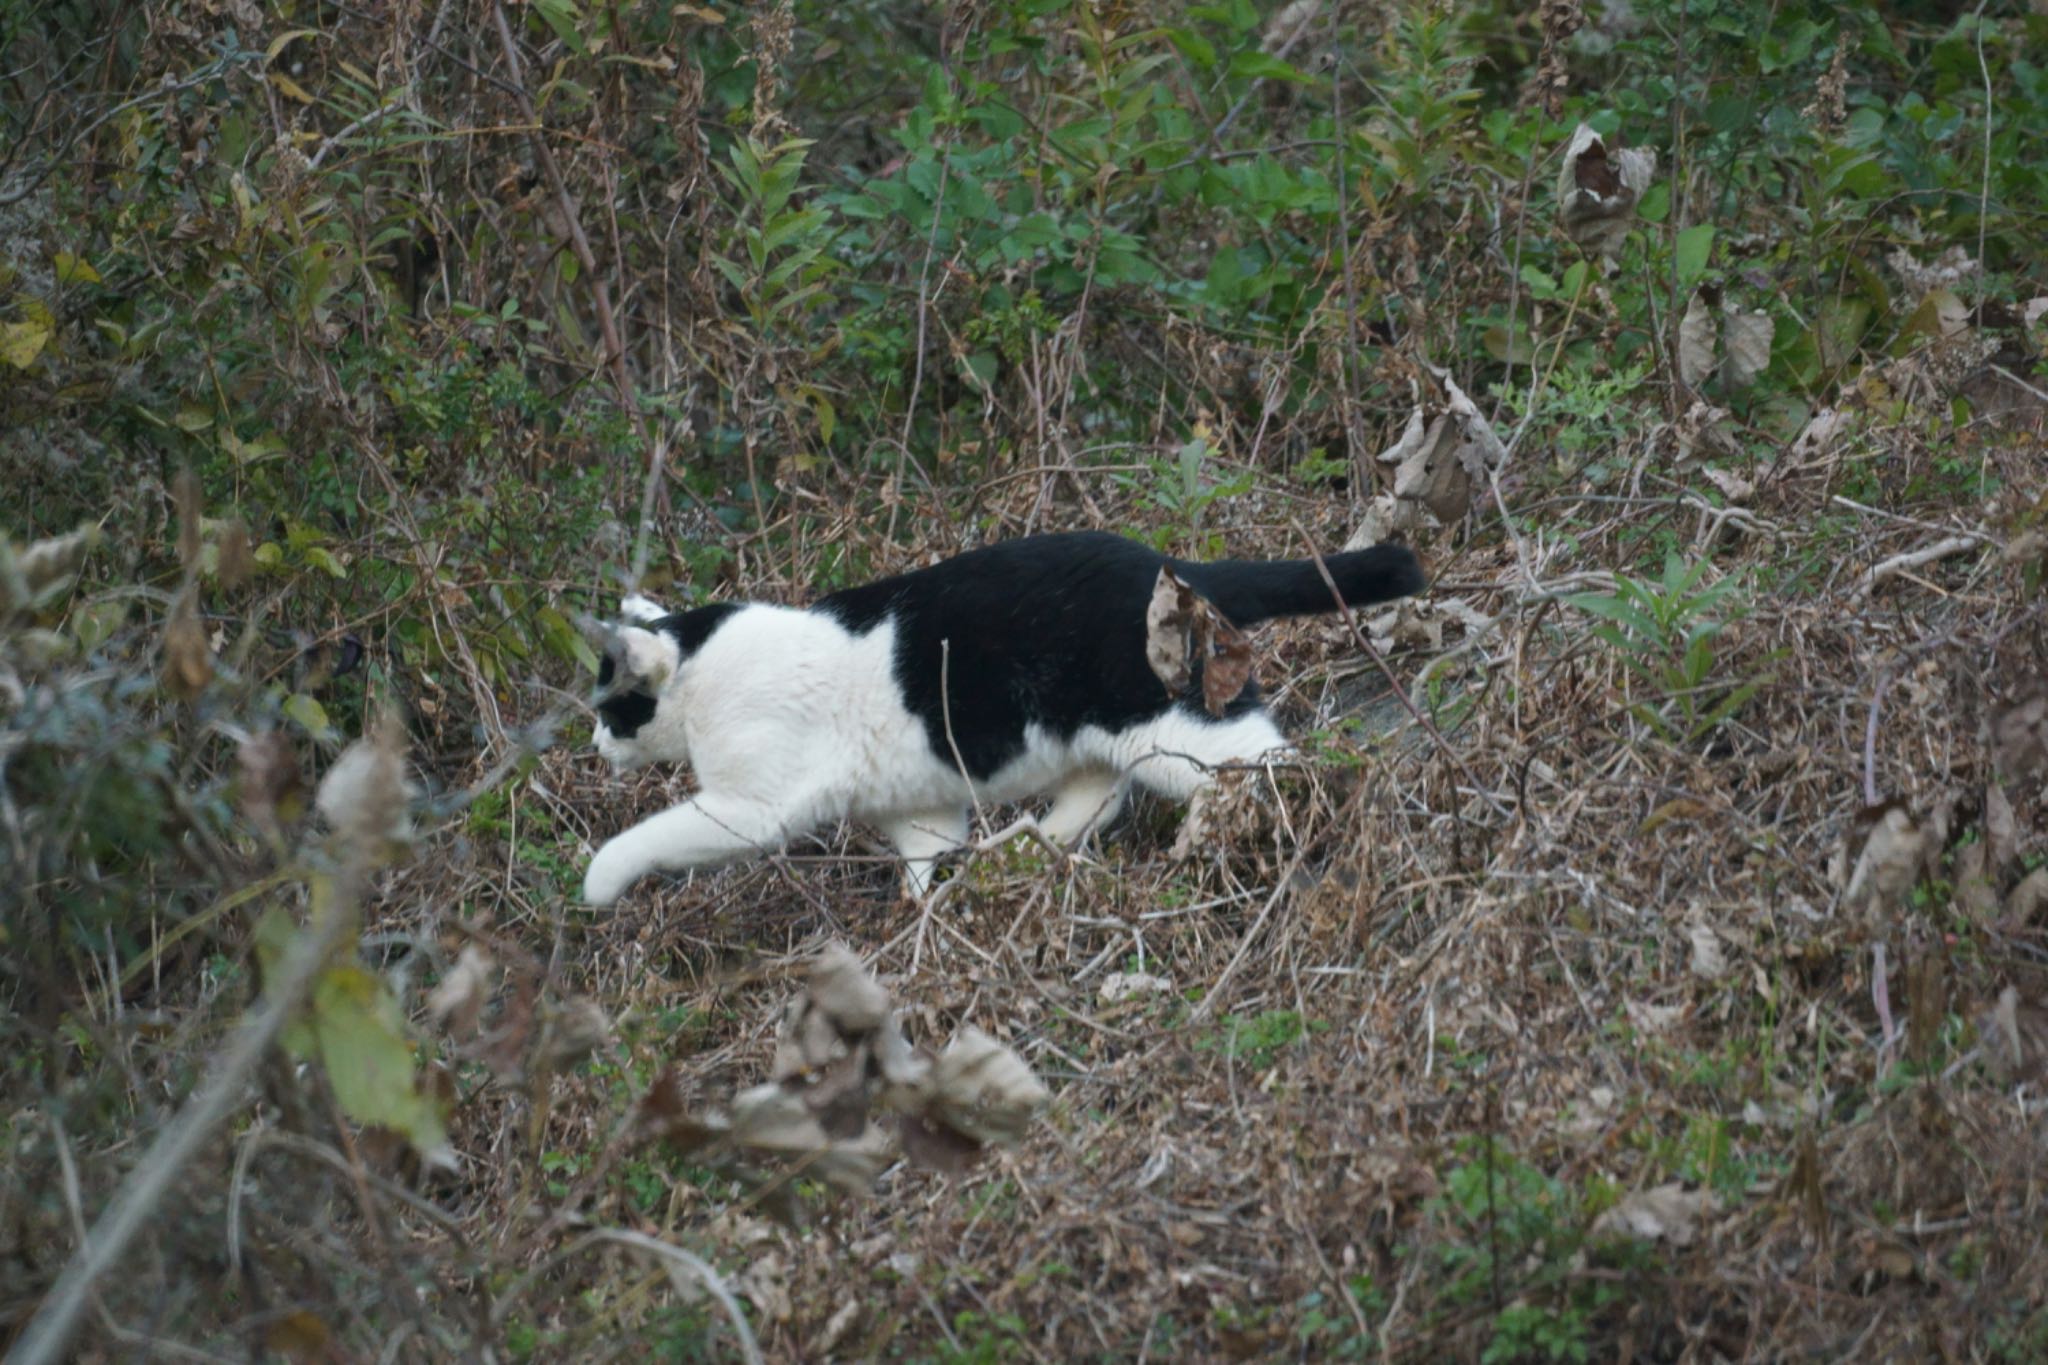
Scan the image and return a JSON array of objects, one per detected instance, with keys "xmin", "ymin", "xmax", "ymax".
[
  {"xmin": 808, "ymin": 943, "xmax": 890, "ymax": 1032},
  {"xmin": 174, "ymin": 467, "xmax": 202, "ymax": 571},
  {"xmin": 1592, "ymin": 1183, "xmax": 1712, "ymax": 1246},
  {"xmin": 1201, "ymin": 619, "xmax": 1253, "ymax": 716},
  {"xmin": 1701, "ymin": 467, "xmax": 1754, "ymax": 504},
  {"xmin": 1789, "ymin": 407, "xmax": 1849, "ymax": 461},
  {"xmin": 1100, "ymin": 971, "xmax": 1173, "ymax": 1003},
  {"xmin": 1145, "ymin": 567, "xmax": 1197, "ymax": 694},
  {"xmin": 1685, "ymin": 916, "xmax": 1730, "ymax": 980},
  {"xmin": 1978, "ymin": 987, "xmax": 2048, "ymax": 1086},
  {"xmin": 1984, "ymin": 783, "xmax": 2018, "ymax": 878},
  {"xmin": 161, "ymin": 591, "xmax": 213, "ymax": 700},
  {"xmin": 217, "ymin": 518, "xmax": 254, "ymax": 588},
  {"xmin": 237, "ymin": 730, "xmax": 304, "ymax": 838},
  {"xmin": 536, "ymin": 997, "xmax": 613, "ymax": 1069},
  {"xmin": 928, "ymin": 1027, "xmax": 1050, "ymax": 1147},
  {"xmin": 1557, "ymin": 123, "xmax": 1657, "ymax": 257},
  {"xmin": 1952, "ymin": 840, "xmax": 1999, "ymax": 924},
  {"xmin": 1626, "ymin": 999, "xmax": 1684, "ymax": 1036},
  {"xmin": 1678, "ymin": 292, "xmax": 1718, "ymax": 387},
  {"xmin": 315, "ymin": 715, "xmax": 413, "ymax": 854},
  {"xmin": 2006, "ymin": 867, "xmax": 2048, "ymax": 925},
  {"xmin": 1721, "ymin": 305, "xmax": 1774, "ymax": 388},
  {"xmin": 427, "ymin": 946, "xmax": 496, "ymax": 1036},
  {"xmin": 1841, "ymin": 806, "xmax": 1923, "ymax": 926},
  {"xmin": 1991, "ymin": 690, "xmax": 2048, "ymax": 782}
]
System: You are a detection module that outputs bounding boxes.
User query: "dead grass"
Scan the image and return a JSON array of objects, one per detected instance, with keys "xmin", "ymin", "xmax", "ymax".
[{"xmin": 8, "ymin": 393, "xmax": 2048, "ymax": 1364}]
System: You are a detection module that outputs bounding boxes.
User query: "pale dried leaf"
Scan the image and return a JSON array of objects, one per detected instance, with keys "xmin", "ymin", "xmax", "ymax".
[
  {"xmin": 1979, "ymin": 987, "xmax": 2048, "ymax": 1086},
  {"xmin": 4, "ymin": 524, "xmax": 99, "ymax": 616},
  {"xmin": 1790, "ymin": 407, "xmax": 1849, "ymax": 461},
  {"xmin": 1678, "ymin": 292, "xmax": 1718, "ymax": 387},
  {"xmin": 1145, "ymin": 567, "xmax": 1196, "ymax": 694},
  {"xmin": 1952, "ymin": 841, "xmax": 1999, "ymax": 925},
  {"xmin": 1985, "ymin": 783, "xmax": 2018, "ymax": 878},
  {"xmin": 1592, "ymin": 1183, "xmax": 1712, "ymax": 1246},
  {"xmin": 1720, "ymin": 306, "xmax": 1774, "ymax": 388},
  {"xmin": 809, "ymin": 942, "xmax": 891, "ymax": 1032},
  {"xmin": 2006, "ymin": 868, "xmax": 2048, "ymax": 925},
  {"xmin": 1685, "ymin": 916, "xmax": 1729, "ymax": 980},
  {"xmin": 1626, "ymin": 999, "xmax": 1684, "ymax": 1036},
  {"xmin": 1701, "ymin": 467, "xmax": 1754, "ymax": 503},
  {"xmin": 1261, "ymin": 0, "xmax": 1318, "ymax": 52},
  {"xmin": 1100, "ymin": 972, "xmax": 1173, "ymax": 1004},
  {"xmin": 1842, "ymin": 807, "xmax": 1923, "ymax": 922},
  {"xmin": 1556, "ymin": 124, "xmax": 1656, "ymax": 257},
  {"xmin": 427, "ymin": 946, "xmax": 496, "ymax": 1036},
  {"xmin": 536, "ymin": 997, "xmax": 612, "ymax": 1068},
  {"xmin": 314, "ymin": 715, "xmax": 413, "ymax": 853},
  {"xmin": 928, "ymin": 1027, "xmax": 1049, "ymax": 1147}
]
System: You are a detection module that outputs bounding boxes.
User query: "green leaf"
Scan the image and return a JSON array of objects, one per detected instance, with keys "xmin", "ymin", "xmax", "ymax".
[
  {"xmin": 310, "ymin": 964, "xmax": 449, "ymax": 1152},
  {"xmin": 532, "ymin": 0, "xmax": 588, "ymax": 53},
  {"xmin": 1569, "ymin": 592, "xmax": 1661, "ymax": 641},
  {"xmin": 302, "ymin": 545, "xmax": 349, "ymax": 578},
  {"xmin": 1227, "ymin": 50, "xmax": 1314, "ymax": 84},
  {"xmin": 1674, "ymin": 224, "xmax": 1715, "ymax": 287},
  {"xmin": 284, "ymin": 692, "xmax": 334, "ymax": 740},
  {"xmin": 1161, "ymin": 26, "xmax": 1217, "ymax": 68},
  {"xmin": 53, "ymin": 251, "xmax": 102, "ymax": 285}
]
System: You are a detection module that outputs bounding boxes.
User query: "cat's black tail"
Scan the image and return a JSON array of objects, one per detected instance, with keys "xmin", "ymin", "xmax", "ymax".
[{"xmin": 1174, "ymin": 544, "xmax": 1424, "ymax": 625}]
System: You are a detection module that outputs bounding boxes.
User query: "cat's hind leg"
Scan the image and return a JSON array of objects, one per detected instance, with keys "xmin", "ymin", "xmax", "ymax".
[
  {"xmin": 881, "ymin": 808, "xmax": 969, "ymax": 898},
  {"xmin": 1039, "ymin": 768, "xmax": 1125, "ymax": 846},
  {"xmin": 583, "ymin": 792, "xmax": 801, "ymax": 905}
]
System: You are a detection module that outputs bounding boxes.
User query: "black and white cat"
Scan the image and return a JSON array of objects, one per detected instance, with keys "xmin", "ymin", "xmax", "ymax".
[{"xmin": 582, "ymin": 530, "xmax": 1422, "ymax": 905}]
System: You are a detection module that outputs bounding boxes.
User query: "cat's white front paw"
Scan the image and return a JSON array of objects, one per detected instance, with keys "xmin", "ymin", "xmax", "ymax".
[{"xmin": 582, "ymin": 839, "xmax": 641, "ymax": 906}]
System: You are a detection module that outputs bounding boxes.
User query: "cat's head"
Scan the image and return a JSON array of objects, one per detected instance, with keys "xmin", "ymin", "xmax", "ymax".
[{"xmin": 591, "ymin": 594, "xmax": 687, "ymax": 769}]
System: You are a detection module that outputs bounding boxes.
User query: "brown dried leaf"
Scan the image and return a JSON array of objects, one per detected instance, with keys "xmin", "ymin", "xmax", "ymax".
[
  {"xmin": 173, "ymin": 466, "xmax": 202, "ymax": 571},
  {"xmin": 1952, "ymin": 840, "xmax": 1999, "ymax": 925},
  {"xmin": 161, "ymin": 591, "xmax": 213, "ymax": 701},
  {"xmin": 1201, "ymin": 619, "xmax": 1253, "ymax": 717},
  {"xmin": 1991, "ymin": 689, "xmax": 2048, "ymax": 783},
  {"xmin": 899, "ymin": 1110, "xmax": 984, "ymax": 1176},
  {"xmin": 237, "ymin": 730, "xmax": 304, "ymax": 837},
  {"xmin": 1145, "ymin": 567, "xmax": 1197, "ymax": 694},
  {"xmin": 264, "ymin": 1309, "xmax": 332, "ymax": 1363},
  {"xmin": 217, "ymin": 518, "xmax": 254, "ymax": 589}
]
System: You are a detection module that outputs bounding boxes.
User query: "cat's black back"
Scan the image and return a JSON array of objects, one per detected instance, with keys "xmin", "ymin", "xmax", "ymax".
[{"xmin": 817, "ymin": 531, "xmax": 1420, "ymax": 780}]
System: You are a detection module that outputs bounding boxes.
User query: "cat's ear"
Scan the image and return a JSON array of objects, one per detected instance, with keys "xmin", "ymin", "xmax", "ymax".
[{"xmin": 608, "ymin": 625, "xmax": 676, "ymax": 692}]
